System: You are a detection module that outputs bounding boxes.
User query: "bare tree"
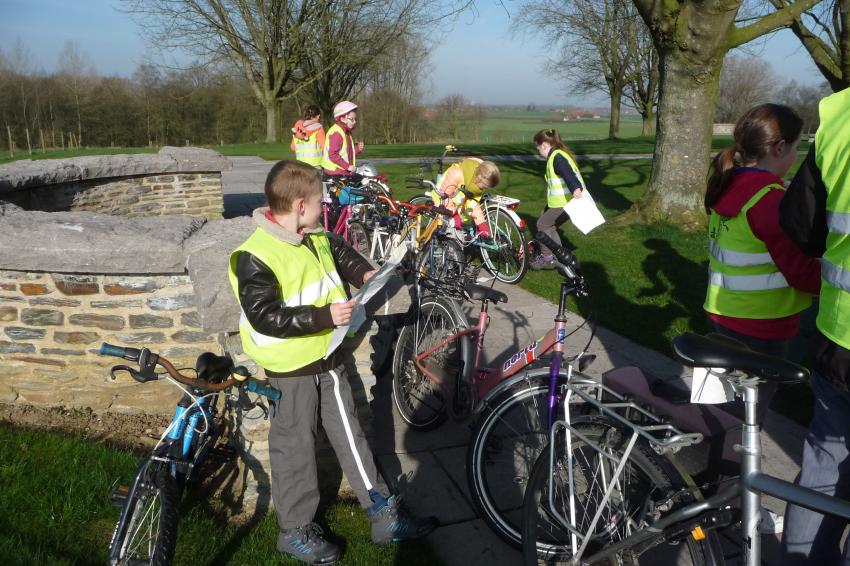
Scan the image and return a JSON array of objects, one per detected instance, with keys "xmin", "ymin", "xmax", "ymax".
[
  {"xmin": 623, "ymin": 21, "xmax": 659, "ymax": 136},
  {"xmin": 517, "ymin": 0, "xmax": 643, "ymax": 139},
  {"xmin": 769, "ymin": 0, "xmax": 849, "ymax": 91},
  {"xmin": 715, "ymin": 54, "xmax": 778, "ymax": 123},
  {"xmin": 778, "ymin": 79, "xmax": 833, "ymax": 133},
  {"xmin": 630, "ymin": 0, "xmax": 821, "ymax": 225},
  {"xmin": 57, "ymin": 40, "xmax": 94, "ymax": 147}
]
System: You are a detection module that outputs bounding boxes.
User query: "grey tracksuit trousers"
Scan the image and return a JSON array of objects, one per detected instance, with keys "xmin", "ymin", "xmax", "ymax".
[{"xmin": 267, "ymin": 364, "xmax": 390, "ymax": 530}]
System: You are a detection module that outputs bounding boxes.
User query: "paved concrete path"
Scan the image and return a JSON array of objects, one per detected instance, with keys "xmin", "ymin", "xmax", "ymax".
[{"xmin": 222, "ymin": 156, "xmax": 808, "ymax": 566}]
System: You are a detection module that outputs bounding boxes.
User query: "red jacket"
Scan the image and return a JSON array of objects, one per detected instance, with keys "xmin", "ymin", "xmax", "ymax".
[{"xmin": 708, "ymin": 168, "xmax": 820, "ymax": 339}]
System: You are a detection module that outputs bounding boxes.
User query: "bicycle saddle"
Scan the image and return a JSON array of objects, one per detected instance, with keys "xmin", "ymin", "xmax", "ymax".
[
  {"xmin": 465, "ymin": 284, "xmax": 508, "ymax": 303},
  {"xmin": 672, "ymin": 333, "xmax": 808, "ymax": 384},
  {"xmin": 196, "ymin": 352, "xmax": 234, "ymax": 383}
]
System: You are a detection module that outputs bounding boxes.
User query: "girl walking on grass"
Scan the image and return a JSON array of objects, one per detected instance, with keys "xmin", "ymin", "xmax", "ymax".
[{"xmin": 531, "ymin": 129, "xmax": 585, "ymax": 270}]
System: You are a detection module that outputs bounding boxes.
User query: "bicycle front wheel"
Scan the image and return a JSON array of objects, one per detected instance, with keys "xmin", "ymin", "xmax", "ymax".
[
  {"xmin": 391, "ymin": 296, "xmax": 468, "ymax": 431},
  {"xmin": 108, "ymin": 459, "xmax": 180, "ymax": 566},
  {"xmin": 467, "ymin": 367, "xmax": 580, "ymax": 548},
  {"xmin": 522, "ymin": 420, "xmax": 721, "ymax": 565},
  {"xmin": 480, "ymin": 207, "xmax": 528, "ymax": 284}
]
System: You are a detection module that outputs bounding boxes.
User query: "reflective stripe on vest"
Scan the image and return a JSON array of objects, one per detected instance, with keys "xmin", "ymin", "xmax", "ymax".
[
  {"xmin": 815, "ymin": 87, "xmax": 850, "ymax": 349},
  {"xmin": 227, "ymin": 228, "xmax": 347, "ymax": 372},
  {"xmin": 708, "ymin": 240, "xmax": 773, "ymax": 267},
  {"xmin": 704, "ymin": 183, "xmax": 811, "ymax": 319},
  {"xmin": 294, "ymin": 129, "xmax": 323, "ymax": 166},
  {"xmin": 545, "ymin": 148, "xmax": 585, "ymax": 208},
  {"xmin": 321, "ymin": 124, "xmax": 354, "ymax": 172}
]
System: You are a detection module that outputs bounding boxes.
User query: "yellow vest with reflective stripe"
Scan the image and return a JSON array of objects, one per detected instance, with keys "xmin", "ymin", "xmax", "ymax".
[
  {"xmin": 227, "ymin": 228, "xmax": 348, "ymax": 372},
  {"xmin": 293, "ymin": 129, "xmax": 323, "ymax": 166},
  {"xmin": 545, "ymin": 148, "xmax": 586, "ymax": 208},
  {"xmin": 815, "ymin": 87, "xmax": 850, "ymax": 348},
  {"xmin": 321, "ymin": 124, "xmax": 355, "ymax": 171},
  {"xmin": 704, "ymin": 184, "xmax": 812, "ymax": 319}
]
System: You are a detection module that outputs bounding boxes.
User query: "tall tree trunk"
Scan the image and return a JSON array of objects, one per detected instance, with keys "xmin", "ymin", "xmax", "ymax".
[
  {"xmin": 636, "ymin": 52, "xmax": 721, "ymax": 226},
  {"xmin": 265, "ymin": 98, "xmax": 278, "ymax": 142},
  {"xmin": 608, "ymin": 87, "xmax": 622, "ymax": 139}
]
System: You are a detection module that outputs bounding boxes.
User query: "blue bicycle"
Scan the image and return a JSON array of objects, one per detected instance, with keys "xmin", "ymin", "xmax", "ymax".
[{"xmin": 100, "ymin": 342, "xmax": 279, "ymax": 566}]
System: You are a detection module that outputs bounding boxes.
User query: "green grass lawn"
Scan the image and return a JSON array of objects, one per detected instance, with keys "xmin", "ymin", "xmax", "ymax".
[{"xmin": 0, "ymin": 425, "xmax": 437, "ymax": 565}]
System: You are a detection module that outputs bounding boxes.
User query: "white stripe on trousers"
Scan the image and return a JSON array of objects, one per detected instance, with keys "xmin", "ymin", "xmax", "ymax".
[{"xmin": 329, "ymin": 369, "xmax": 373, "ymax": 490}]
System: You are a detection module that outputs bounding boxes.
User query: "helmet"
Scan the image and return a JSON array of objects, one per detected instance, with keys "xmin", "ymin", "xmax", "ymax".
[
  {"xmin": 333, "ymin": 100, "xmax": 358, "ymax": 119},
  {"xmin": 355, "ymin": 162, "xmax": 378, "ymax": 178}
]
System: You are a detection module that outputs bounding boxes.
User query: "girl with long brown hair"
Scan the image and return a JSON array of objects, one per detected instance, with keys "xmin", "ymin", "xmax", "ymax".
[{"xmin": 531, "ymin": 129, "xmax": 585, "ymax": 270}]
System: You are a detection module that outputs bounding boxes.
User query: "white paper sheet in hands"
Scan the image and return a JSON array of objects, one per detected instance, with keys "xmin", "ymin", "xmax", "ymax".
[
  {"xmin": 324, "ymin": 242, "xmax": 411, "ymax": 359},
  {"xmin": 690, "ymin": 366, "xmax": 735, "ymax": 404},
  {"xmin": 563, "ymin": 190, "xmax": 605, "ymax": 235}
]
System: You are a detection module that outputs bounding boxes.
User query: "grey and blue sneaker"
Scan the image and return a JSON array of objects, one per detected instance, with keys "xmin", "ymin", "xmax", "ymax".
[
  {"xmin": 368, "ymin": 495, "xmax": 439, "ymax": 544},
  {"xmin": 277, "ymin": 523, "xmax": 341, "ymax": 564},
  {"xmin": 530, "ymin": 254, "xmax": 557, "ymax": 270}
]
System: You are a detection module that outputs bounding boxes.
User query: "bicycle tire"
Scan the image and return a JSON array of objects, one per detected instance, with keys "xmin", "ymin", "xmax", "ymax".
[
  {"xmin": 347, "ymin": 220, "xmax": 371, "ymax": 259},
  {"xmin": 466, "ymin": 368, "xmax": 575, "ymax": 548},
  {"xmin": 391, "ymin": 296, "xmax": 468, "ymax": 431},
  {"xmin": 109, "ymin": 460, "xmax": 180, "ymax": 566},
  {"xmin": 408, "ymin": 193, "xmax": 435, "ymax": 206},
  {"xmin": 416, "ymin": 237, "xmax": 465, "ymax": 281},
  {"xmin": 480, "ymin": 206, "xmax": 528, "ymax": 284},
  {"xmin": 522, "ymin": 419, "xmax": 722, "ymax": 565}
]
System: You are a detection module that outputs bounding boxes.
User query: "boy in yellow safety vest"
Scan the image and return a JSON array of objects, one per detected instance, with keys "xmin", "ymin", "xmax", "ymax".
[{"xmin": 228, "ymin": 160, "xmax": 437, "ymax": 564}]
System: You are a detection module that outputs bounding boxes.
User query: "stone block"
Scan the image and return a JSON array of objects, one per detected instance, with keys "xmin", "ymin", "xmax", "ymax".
[
  {"xmin": 184, "ymin": 217, "xmax": 254, "ymax": 333},
  {"xmin": 115, "ymin": 332, "xmax": 165, "ymax": 344},
  {"xmin": 103, "ymin": 277, "xmax": 163, "ymax": 295},
  {"xmin": 0, "ymin": 306, "xmax": 16, "ymax": 321},
  {"xmin": 91, "ymin": 299, "xmax": 143, "ymax": 308},
  {"xmin": 0, "ymin": 283, "xmax": 14, "ymax": 290},
  {"xmin": 52, "ymin": 274, "xmax": 99, "ymax": 295},
  {"xmin": 0, "ymin": 295, "xmax": 24, "ymax": 302},
  {"xmin": 0, "ymin": 341, "xmax": 36, "ymax": 353},
  {"xmin": 180, "ymin": 311, "xmax": 202, "ymax": 328},
  {"xmin": 29, "ymin": 297, "xmax": 81, "ymax": 307},
  {"xmin": 41, "ymin": 347, "xmax": 86, "ymax": 356},
  {"xmin": 127, "ymin": 186, "xmax": 152, "ymax": 196},
  {"xmin": 69, "ymin": 314, "xmax": 125, "ymax": 331},
  {"xmin": 167, "ymin": 275, "xmax": 191, "ymax": 286},
  {"xmin": 0, "ymin": 211, "xmax": 206, "ymax": 274},
  {"xmin": 20, "ymin": 283, "xmax": 49, "ymax": 295},
  {"xmin": 116, "ymin": 195, "xmax": 139, "ymax": 205},
  {"xmin": 21, "ymin": 308, "xmax": 64, "ymax": 325},
  {"xmin": 134, "ymin": 203, "xmax": 163, "ymax": 213},
  {"xmin": 129, "ymin": 314, "xmax": 173, "ymax": 328},
  {"xmin": 171, "ymin": 330, "xmax": 212, "ymax": 343},
  {"xmin": 11, "ymin": 355, "xmax": 65, "ymax": 367},
  {"xmin": 54, "ymin": 331, "xmax": 100, "ymax": 344},
  {"xmin": 147, "ymin": 295, "xmax": 196, "ymax": 311},
  {"xmin": 4, "ymin": 327, "xmax": 46, "ymax": 340}
]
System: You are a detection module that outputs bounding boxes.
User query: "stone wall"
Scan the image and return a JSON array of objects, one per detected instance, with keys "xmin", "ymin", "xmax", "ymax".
[
  {"xmin": 0, "ymin": 270, "xmax": 219, "ymax": 413},
  {"xmin": 0, "ymin": 147, "xmax": 230, "ymax": 220}
]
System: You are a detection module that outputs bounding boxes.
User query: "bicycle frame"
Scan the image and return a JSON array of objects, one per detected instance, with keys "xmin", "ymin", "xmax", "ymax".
[
  {"xmin": 413, "ymin": 278, "xmax": 583, "ymax": 414},
  {"xmin": 543, "ymin": 375, "xmax": 850, "ymax": 566}
]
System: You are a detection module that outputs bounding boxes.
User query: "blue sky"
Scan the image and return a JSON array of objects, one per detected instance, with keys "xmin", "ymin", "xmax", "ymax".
[{"xmin": 0, "ymin": 0, "xmax": 827, "ymax": 106}]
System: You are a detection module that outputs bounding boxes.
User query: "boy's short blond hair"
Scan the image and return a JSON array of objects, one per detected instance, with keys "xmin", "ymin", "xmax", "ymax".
[
  {"xmin": 264, "ymin": 160, "xmax": 322, "ymax": 213},
  {"xmin": 475, "ymin": 161, "xmax": 500, "ymax": 189}
]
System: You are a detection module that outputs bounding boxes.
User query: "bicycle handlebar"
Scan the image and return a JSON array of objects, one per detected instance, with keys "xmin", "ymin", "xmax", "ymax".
[{"xmin": 99, "ymin": 342, "xmax": 281, "ymax": 401}]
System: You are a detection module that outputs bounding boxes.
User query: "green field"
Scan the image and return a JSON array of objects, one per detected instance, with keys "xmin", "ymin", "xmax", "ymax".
[{"xmin": 475, "ymin": 110, "xmax": 644, "ymax": 143}]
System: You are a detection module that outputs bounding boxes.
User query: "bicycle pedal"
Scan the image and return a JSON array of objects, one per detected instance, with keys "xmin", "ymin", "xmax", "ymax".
[{"xmin": 109, "ymin": 485, "xmax": 130, "ymax": 507}]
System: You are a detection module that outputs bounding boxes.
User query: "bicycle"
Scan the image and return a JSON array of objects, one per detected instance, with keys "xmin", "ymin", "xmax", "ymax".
[
  {"xmin": 405, "ymin": 150, "xmax": 530, "ymax": 283},
  {"xmin": 321, "ymin": 162, "xmax": 392, "ymax": 254},
  {"xmin": 100, "ymin": 342, "xmax": 279, "ymax": 566},
  {"xmin": 391, "ymin": 231, "xmax": 595, "ymax": 548},
  {"xmin": 521, "ymin": 332, "xmax": 850, "ymax": 565}
]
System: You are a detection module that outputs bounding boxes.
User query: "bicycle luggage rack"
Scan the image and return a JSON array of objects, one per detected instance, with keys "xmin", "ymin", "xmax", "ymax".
[{"xmin": 542, "ymin": 379, "xmax": 705, "ymax": 561}]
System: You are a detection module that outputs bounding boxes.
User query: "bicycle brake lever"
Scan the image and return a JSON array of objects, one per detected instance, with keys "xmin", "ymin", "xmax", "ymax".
[{"xmin": 110, "ymin": 365, "xmax": 134, "ymax": 381}]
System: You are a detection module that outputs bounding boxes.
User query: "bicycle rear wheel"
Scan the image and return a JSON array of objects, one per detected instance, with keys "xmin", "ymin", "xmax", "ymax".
[
  {"xmin": 391, "ymin": 296, "xmax": 468, "ymax": 431},
  {"xmin": 480, "ymin": 207, "xmax": 528, "ymax": 284},
  {"xmin": 347, "ymin": 220, "xmax": 371, "ymax": 258},
  {"xmin": 108, "ymin": 459, "xmax": 180, "ymax": 566},
  {"xmin": 522, "ymin": 420, "xmax": 721, "ymax": 565}
]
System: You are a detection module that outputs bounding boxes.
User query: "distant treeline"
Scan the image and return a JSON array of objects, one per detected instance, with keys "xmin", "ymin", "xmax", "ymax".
[{"xmin": 0, "ymin": 59, "xmax": 487, "ymax": 152}]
